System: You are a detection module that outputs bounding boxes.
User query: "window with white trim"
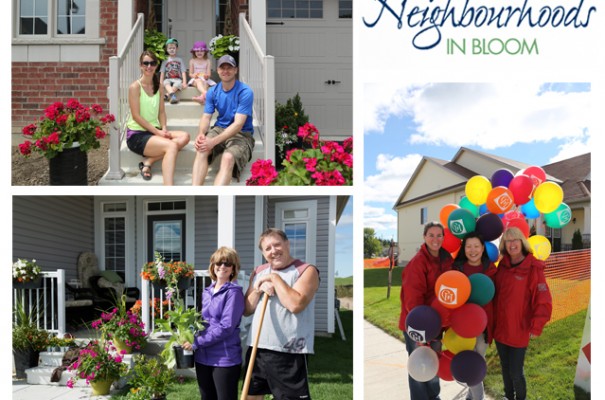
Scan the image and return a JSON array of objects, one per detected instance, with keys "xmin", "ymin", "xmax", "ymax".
[
  {"xmin": 19, "ymin": 0, "xmax": 86, "ymax": 36},
  {"xmin": 275, "ymin": 200, "xmax": 317, "ymax": 264},
  {"xmin": 338, "ymin": 0, "xmax": 352, "ymax": 18},
  {"xmin": 420, "ymin": 207, "xmax": 428, "ymax": 225},
  {"xmin": 268, "ymin": 0, "xmax": 323, "ymax": 19},
  {"xmin": 102, "ymin": 202, "xmax": 127, "ymax": 278}
]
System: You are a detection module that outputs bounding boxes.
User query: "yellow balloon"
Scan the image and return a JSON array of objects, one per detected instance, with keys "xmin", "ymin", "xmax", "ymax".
[
  {"xmin": 442, "ymin": 327, "xmax": 476, "ymax": 354},
  {"xmin": 528, "ymin": 235, "xmax": 552, "ymax": 261},
  {"xmin": 465, "ymin": 176, "xmax": 492, "ymax": 206},
  {"xmin": 533, "ymin": 182, "xmax": 564, "ymax": 214}
]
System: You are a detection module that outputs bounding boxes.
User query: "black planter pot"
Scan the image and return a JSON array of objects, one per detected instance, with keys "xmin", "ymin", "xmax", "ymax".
[
  {"xmin": 173, "ymin": 344, "xmax": 194, "ymax": 369},
  {"xmin": 152, "ymin": 278, "xmax": 192, "ymax": 297},
  {"xmin": 49, "ymin": 146, "xmax": 88, "ymax": 185},
  {"xmin": 13, "ymin": 347, "xmax": 40, "ymax": 379},
  {"xmin": 13, "ymin": 277, "xmax": 43, "ymax": 290}
]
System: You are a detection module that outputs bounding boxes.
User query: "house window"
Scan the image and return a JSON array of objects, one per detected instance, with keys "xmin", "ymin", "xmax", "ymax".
[
  {"xmin": 57, "ymin": 0, "xmax": 86, "ymax": 35},
  {"xmin": 275, "ymin": 200, "xmax": 318, "ymax": 264},
  {"xmin": 19, "ymin": 0, "xmax": 86, "ymax": 36},
  {"xmin": 19, "ymin": 0, "xmax": 48, "ymax": 35},
  {"xmin": 104, "ymin": 217, "xmax": 126, "ymax": 276},
  {"xmin": 268, "ymin": 0, "xmax": 323, "ymax": 19},
  {"xmin": 420, "ymin": 207, "xmax": 428, "ymax": 225},
  {"xmin": 338, "ymin": 0, "xmax": 352, "ymax": 18},
  {"xmin": 146, "ymin": 200, "xmax": 188, "ymax": 262}
]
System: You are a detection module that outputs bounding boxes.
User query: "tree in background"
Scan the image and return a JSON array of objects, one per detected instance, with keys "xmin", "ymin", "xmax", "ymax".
[
  {"xmin": 364, "ymin": 228, "xmax": 383, "ymax": 258},
  {"xmin": 572, "ymin": 229, "xmax": 584, "ymax": 250}
]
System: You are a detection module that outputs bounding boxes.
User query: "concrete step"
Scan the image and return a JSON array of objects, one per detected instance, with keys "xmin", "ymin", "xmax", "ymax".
[{"xmin": 99, "ymin": 85, "xmax": 266, "ymax": 185}]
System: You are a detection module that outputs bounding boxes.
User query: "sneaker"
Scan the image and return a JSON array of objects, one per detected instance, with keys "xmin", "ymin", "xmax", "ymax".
[
  {"xmin": 170, "ymin": 94, "xmax": 179, "ymax": 104},
  {"xmin": 164, "ymin": 94, "xmax": 169, "ymax": 101}
]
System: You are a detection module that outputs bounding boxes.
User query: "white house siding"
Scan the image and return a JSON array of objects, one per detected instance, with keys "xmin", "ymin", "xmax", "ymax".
[
  {"xmin": 12, "ymin": 196, "xmax": 95, "ymax": 282},
  {"xmin": 267, "ymin": 196, "xmax": 331, "ymax": 333},
  {"xmin": 193, "ymin": 196, "xmax": 219, "ymax": 269},
  {"xmin": 234, "ymin": 196, "xmax": 258, "ymax": 276},
  {"xmin": 402, "ymin": 160, "xmax": 466, "ymax": 202},
  {"xmin": 396, "ymin": 192, "xmax": 465, "ymax": 262}
]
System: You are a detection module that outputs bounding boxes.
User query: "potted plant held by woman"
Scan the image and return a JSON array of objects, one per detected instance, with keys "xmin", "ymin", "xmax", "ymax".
[{"xmin": 18, "ymin": 99, "xmax": 115, "ymax": 185}]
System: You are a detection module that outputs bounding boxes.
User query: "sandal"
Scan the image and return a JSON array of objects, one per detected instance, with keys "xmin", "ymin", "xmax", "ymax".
[{"xmin": 138, "ymin": 162, "xmax": 152, "ymax": 181}]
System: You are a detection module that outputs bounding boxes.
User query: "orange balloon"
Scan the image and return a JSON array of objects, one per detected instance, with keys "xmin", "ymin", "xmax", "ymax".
[
  {"xmin": 434, "ymin": 271, "xmax": 471, "ymax": 309},
  {"xmin": 486, "ymin": 186, "xmax": 515, "ymax": 214},
  {"xmin": 440, "ymin": 204, "xmax": 460, "ymax": 227}
]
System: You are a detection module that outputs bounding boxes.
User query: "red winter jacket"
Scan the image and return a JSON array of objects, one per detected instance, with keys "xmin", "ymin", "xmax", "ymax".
[
  {"xmin": 454, "ymin": 261, "xmax": 497, "ymax": 344},
  {"xmin": 399, "ymin": 244, "xmax": 453, "ymax": 331},
  {"xmin": 492, "ymin": 253, "xmax": 553, "ymax": 348}
]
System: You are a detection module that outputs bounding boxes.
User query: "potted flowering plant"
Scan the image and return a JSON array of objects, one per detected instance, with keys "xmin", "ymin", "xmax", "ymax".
[
  {"xmin": 209, "ymin": 34, "xmax": 240, "ymax": 59},
  {"xmin": 275, "ymin": 94, "xmax": 310, "ymax": 167},
  {"xmin": 13, "ymin": 258, "xmax": 43, "ymax": 288},
  {"xmin": 66, "ymin": 340, "xmax": 128, "ymax": 395},
  {"xmin": 126, "ymin": 355, "xmax": 175, "ymax": 400},
  {"xmin": 141, "ymin": 252, "xmax": 195, "ymax": 298},
  {"xmin": 13, "ymin": 302, "xmax": 50, "ymax": 378},
  {"xmin": 92, "ymin": 296, "xmax": 147, "ymax": 354},
  {"xmin": 18, "ymin": 99, "xmax": 115, "ymax": 185},
  {"xmin": 130, "ymin": 298, "xmax": 172, "ymax": 320},
  {"xmin": 247, "ymin": 123, "xmax": 353, "ymax": 186}
]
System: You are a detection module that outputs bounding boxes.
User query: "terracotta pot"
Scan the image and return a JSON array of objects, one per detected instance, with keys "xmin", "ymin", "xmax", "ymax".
[{"xmin": 90, "ymin": 379, "xmax": 113, "ymax": 396}]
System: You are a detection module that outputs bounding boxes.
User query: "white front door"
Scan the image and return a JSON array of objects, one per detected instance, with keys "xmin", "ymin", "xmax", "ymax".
[
  {"xmin": 167, "ymin": 0, "xmax": 215, "ymax": 67},
  {"xmin": 267, "ymin": 0, "xmax": 352, "ymax": 139}
]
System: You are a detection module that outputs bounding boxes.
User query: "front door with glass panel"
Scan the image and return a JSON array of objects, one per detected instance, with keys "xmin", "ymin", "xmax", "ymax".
[{"xmin": 167, "ymin": 0, "xmax": 214, "ymax": 63}]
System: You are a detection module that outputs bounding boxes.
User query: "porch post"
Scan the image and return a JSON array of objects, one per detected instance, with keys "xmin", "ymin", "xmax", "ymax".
[
  {"xmin": 248, "ymin": 0, "xmax": 266, "ymax": 53},
  {"xmin": 217, "ymin": 196, "xmax": 236, "ymax": 248},
  {"xmin": 142, "ymin": 278, "xmax": 151, "ymax": 334},
  {"xmin": 57, "ymin": 269, "xmax": 66, "ymax": 336}
]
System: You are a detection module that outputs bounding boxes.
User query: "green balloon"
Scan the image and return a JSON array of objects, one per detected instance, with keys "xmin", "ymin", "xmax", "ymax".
[
  {"xmin": 448, "ymin": 208, "xmax": 477, "ymax": 239},
  {"xmin": 544, "ymin": 203, "xmax": 572, "ymax": 229},
  {"xmin": 468, "ymin": 273, "xmax": 495, "ymax": 306},
  {"xmin": 459, "ymin": 197, "xmax": 480, "ymax": 218}
]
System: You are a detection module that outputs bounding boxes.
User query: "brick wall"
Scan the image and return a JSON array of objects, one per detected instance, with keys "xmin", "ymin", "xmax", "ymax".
[{"xmin": 11, "ymin": 1, "xmax": 118, "ymax": 133}]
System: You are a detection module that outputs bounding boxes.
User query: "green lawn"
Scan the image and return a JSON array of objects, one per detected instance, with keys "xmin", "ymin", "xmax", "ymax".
[
  {"xmin": 112, "ymin": 310, "xmax": 353, "ymax": 400},
  {"xmin": 364, "ymin": 267, "xmax": 587, "ymax": 400}
]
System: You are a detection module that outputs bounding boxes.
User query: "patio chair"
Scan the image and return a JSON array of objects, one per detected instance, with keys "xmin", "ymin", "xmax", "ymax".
[{"xmin": 77, "ymin": 252, "xmax": 140, "ymax": 308}]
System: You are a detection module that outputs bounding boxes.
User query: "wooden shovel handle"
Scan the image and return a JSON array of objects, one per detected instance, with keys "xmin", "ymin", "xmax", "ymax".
[{"xmin": 240, "ymin": 294, "xmax": 270, "ymax": 400}]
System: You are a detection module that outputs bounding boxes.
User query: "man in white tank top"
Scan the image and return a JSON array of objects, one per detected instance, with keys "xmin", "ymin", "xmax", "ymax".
[{"xmin": 244, "ymin": 228, "xmax": 320, "ymax": 400}]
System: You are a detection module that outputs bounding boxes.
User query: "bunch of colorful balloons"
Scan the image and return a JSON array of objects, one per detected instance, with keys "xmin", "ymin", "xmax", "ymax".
[
  {"xmin": 441, "ymin": 166, "xmax": 568, "ymax": 261},
  {"xmin": 404, "ymin": 166, "xmax": 567, "ymax": 386},
  {"xmin": 405, "ymin": 269, "xmax": 494, "ymax": 386}
]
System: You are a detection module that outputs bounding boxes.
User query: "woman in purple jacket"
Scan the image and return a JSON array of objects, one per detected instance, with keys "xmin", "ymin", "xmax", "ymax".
[{"xmin": 183, "ymin": 247, "xmax": 245, "ymax": 400}]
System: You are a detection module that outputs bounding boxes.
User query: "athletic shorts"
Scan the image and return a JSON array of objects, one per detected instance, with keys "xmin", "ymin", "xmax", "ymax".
[
  {"xmin": 245, "ymin": 347, "xmax": 311, "ymax": 400},
  {"xmin": 206, "ymin": 126, "xmax": 255, "ymax": 181},
  {"xmin": 164, "ymin": 78, "xmax": 183, "ymax": 90},
  {"xmin": 126, "ymin": 129, "xmax": 155, "ymax": 156}
]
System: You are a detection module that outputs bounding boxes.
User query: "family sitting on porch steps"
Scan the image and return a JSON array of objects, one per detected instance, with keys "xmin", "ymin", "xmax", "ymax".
[{"xmin": 126, "ymin": 47, "xmax": 254, "ymax": 185}]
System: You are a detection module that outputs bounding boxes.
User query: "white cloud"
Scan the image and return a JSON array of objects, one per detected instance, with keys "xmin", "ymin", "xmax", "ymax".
[
  {"xmin": 363, "ymin": 205, "xmax": 398, "ymax": 237},
  {"xmin": 364, "ymin": 153, "xmax": 422, "ymax": 203},
  {"xmin": 548, "ymin": 132, "xmax": 592, "ymax": 164},
  {"xmin": 365, "ymin": 83, "xmax": 592, "ymax": 150}
]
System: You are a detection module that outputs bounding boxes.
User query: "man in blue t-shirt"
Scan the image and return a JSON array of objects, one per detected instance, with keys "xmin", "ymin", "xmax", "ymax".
[{"xmin": 192, "ymin": 55, "xmax": 255, "ymax": 185}]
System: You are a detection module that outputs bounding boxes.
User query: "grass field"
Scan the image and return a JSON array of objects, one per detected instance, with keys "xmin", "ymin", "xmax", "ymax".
[{"xmin": 364, "ymin": 266, "xmax": 589, "ymax": 400}]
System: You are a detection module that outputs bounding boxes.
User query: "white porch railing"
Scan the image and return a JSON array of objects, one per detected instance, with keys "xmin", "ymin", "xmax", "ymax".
[
  {"xmin": 239, "ymin": 13, "xmax": 275, "ymax": 163},
  {"xmin": 141, "ymin": 270, "xmax": 249, "ymax": 335},
  {"xmin": 12, "ymin": 270, "xmax": 67, "ymax": 337},
  {"xmin": 106, "ymin": 13, "xmax": 145, "ymax": 180}
]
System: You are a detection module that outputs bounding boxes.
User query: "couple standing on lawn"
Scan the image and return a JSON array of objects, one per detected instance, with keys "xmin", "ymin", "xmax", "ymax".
[
  {"xmin": 400, "ymin": 222, "xmax": 553, "ymax": 400},
  {"xmin": 126, "ymin": 50, "xmax": 254, "ymax": 186},
  {"xmin": 181, "ymin": 228, "xmax": 320, "ymax": 400}
]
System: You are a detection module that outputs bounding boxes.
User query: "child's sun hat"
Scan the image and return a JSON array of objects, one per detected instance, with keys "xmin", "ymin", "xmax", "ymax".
[{"xmin": 191, "ymin": 41, "xmax": 209, "ymax": 54}]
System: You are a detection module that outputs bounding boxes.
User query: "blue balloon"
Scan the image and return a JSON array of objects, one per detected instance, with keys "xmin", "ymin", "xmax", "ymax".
[
  {"xmin": 521, "ymin": 198, "xmax": 541, "ymax": 219},
  {"xmin": 485, "ymin": 242, "xmax": 499, "ymax": 262},
  {"xmin": 479, "ymin": 204, "xmax": 488, "ymax": 216},
  {"xmin": 491, "ymin": 169, "xmax": 514, "ymax": 188}
]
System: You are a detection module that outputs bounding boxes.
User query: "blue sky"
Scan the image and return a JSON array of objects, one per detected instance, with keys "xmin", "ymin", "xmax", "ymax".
[
  {"xmin": 364, "ymin": 82, "xmax": 593, "ymax": 240},
  {"xmin": 335, "ymin": 198, "xmax": 353, "ymax": 277}
]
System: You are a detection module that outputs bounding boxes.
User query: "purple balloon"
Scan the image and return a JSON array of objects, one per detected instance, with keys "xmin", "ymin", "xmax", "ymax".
[
  {"xmin": 475, "ymin": 213, "xmax": 504, "ymax": 242},
  {"xmin": 451, "ymin": 350, "xmax": 487, "ymax": 386},
  {"xmin": 491, "ymin": 169, "xmax": 514, "ymax": 188},
  {"xmin": 406, "ymin": 305, "xmax": 442, "ymax": 343}
]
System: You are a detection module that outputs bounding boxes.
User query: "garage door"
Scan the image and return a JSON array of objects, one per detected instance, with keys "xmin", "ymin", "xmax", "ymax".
[{"xmin": 267, "ymin": 0, "xmax": 352, "ymax": 139}]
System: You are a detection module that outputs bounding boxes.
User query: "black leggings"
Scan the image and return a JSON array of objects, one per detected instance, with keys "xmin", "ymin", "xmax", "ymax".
[{"xmin": 195, "ymin": 362, "xmax": 241, "ymax": 400}]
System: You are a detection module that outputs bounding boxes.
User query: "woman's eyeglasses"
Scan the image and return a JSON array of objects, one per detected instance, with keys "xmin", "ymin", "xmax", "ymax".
[
  {"xmin": 215, "ymin": 261, "xmax": 234, "ymax": 268},
  {"xmin": 141, "ymin": 61, "xmax": 158, "ymax": 67}
]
